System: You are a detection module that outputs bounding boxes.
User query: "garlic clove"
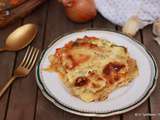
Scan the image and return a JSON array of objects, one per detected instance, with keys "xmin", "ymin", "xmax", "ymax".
[
  {"xmin": 154, "ymin": 37, "xmax": 160, "ymax": 45},
  {"xmin": 153, "ymin": 19, "xmax": 160, "ymax": 37},
  {"xmin": 153, "ymin": 19, "xmax": 160, "ymax": 45},
  {"xmin": 122, "ymin": 16, "xmax": 143, "ymax": 37}
]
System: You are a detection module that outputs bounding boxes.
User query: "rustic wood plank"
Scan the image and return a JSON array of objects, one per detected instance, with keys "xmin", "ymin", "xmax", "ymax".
[
  {"xmin": 4, "ymin": 3, "xmax": 48, "ymax": 120},
  {"xmin": 92, "ymin": 14, "xmax": 120, "ymax": 120},
  {"xmin": 142, "ymin": 25, "xmax": 160, "ymax": 120},
  {"xmin": 0, "ymin": 22, "xmax": 21, "ymax": 120},
  {"xmin": 35, "ymin": 1, "xmax": 91, "ymax": 120},
  {"xmin": 93, "ymin": 14, "xmax": 115, "ymax": 31},
  {"xmin": 122, "ymin": 31, "xmax": 150, "ymax": 120}
]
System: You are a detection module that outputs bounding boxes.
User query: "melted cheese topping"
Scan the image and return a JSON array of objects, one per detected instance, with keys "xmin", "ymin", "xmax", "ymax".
[{"xmin": 46, "ymin": 36, "xmax": 139, "ymax": 102}]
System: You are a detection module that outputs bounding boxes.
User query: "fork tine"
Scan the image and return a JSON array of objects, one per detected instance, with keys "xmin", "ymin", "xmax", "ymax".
[
  {"xmin": 22, "ymin": 46, "xmax": 34, "ymax": 67},
  {"xmin": 20, "ymin": 46, "xmax": 31, "ymax": 66},
  {"xmin": 28, "ymin": 49, "xmax": 39, "ymax": 71},
  {"xmin": 26, "ymin": 47, "xmax": 38, "ymax": 69}
]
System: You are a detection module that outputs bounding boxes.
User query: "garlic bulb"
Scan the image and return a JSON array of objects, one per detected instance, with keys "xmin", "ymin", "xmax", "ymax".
[
  {"xmin": 122, "ymin": 16, "xmax": 143, "ymax": 37},
  {"xmin": 153, "ymin": 19, "xmax": 160, "ymax": 36},
  {"xmin": 154, "ymin": 37, "xmax": 160, "ymax": 45},
  {"xmin": 153, "ymin": 19, "xmax": 160, "ymax": 45}
]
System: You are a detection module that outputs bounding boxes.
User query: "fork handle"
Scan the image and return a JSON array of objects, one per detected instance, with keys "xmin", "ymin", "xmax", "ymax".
[{"xmin": 0, "ymin": 76, "xmax": 16, "ymax": 98}]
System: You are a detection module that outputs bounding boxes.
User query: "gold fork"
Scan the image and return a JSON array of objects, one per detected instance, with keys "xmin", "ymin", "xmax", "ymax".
[{"xmin": 0, "ymin": 46, "xmax": 39, "ymax": 98}]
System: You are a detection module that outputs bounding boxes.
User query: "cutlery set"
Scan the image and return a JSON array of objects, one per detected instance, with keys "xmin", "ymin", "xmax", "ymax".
[{"xmin": 0, "ymin": 23, "xmax": 39, "ymax": 98}]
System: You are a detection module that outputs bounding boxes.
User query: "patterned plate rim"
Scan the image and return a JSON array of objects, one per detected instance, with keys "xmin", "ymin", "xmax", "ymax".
[{"xmin": 35, "ymin": 29, "xmax": 158, "ymax": 117}]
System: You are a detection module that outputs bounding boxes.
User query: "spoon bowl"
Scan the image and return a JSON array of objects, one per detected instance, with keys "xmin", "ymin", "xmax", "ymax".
[{"xmin": 0, "ymin": 23, "xmax": 37, "ymax": 52}]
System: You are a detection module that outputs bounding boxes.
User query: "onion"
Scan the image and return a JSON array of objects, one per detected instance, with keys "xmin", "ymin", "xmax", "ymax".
[
  {"xmin": 9, "ymin": 0, "xmax": 21, "ymax": 6},
  {"xmin": 60, "ymin": 0, "xmax": 97, "ymax": 23}
]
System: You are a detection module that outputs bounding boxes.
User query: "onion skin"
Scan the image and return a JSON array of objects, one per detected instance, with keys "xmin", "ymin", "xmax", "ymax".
[
  {"xmin": 9, "ymin": 0, "xmax": 21, "ymax": 6},
  {"xmin": 60, "ymin": 0, "xmax": 97, "ymax": 23}
]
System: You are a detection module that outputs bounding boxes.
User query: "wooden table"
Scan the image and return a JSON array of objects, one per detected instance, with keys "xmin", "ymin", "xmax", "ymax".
[{"xmin": 0, "ymin": 1, "xmax": 160, "ymax": 120}]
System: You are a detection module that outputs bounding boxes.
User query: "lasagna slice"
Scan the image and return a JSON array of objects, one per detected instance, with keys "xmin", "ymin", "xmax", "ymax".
[{"xmin": 46, "ymin": 36, "xmax": 138, "ymax": 102}]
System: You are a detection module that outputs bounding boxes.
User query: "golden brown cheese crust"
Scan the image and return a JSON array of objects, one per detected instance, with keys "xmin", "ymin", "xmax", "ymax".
[{"xmin": 46, "ymin": 36, "xmax": 139, "ymax": 102}]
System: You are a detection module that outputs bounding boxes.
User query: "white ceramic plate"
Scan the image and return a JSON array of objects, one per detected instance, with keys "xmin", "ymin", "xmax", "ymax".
[{"xmin": 36, "ymin": 30, "xmax": 158, "ymax": 117}]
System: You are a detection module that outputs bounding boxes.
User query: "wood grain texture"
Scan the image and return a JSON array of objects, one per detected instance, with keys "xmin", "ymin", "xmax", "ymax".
[
  {"xmin": 93, "ymin": 14, "xmax": 115, "ymax": 31},
  {"xmin": 0, "ymin": 22, "xmax": 20, "ymax": 120},
  {"xmin": 4, "ymin": 3, "xmax": 47, "ymax": 120},
  {"xmin": 142, "ymin": 25, "xmax": 160, "ymax": 120},
  {"xmin": 35, "ymin": 1, "xmax": 91, "ymax": 120},
  {"xmin": 0, "ymin": 1, "xmax": 159, "ymax": 120}
]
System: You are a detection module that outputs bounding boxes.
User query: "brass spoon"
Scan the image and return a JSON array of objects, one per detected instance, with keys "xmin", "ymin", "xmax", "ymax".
[{"xmin": 0, "ymin": 23, "xmax": 38, "ymax": 52}]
